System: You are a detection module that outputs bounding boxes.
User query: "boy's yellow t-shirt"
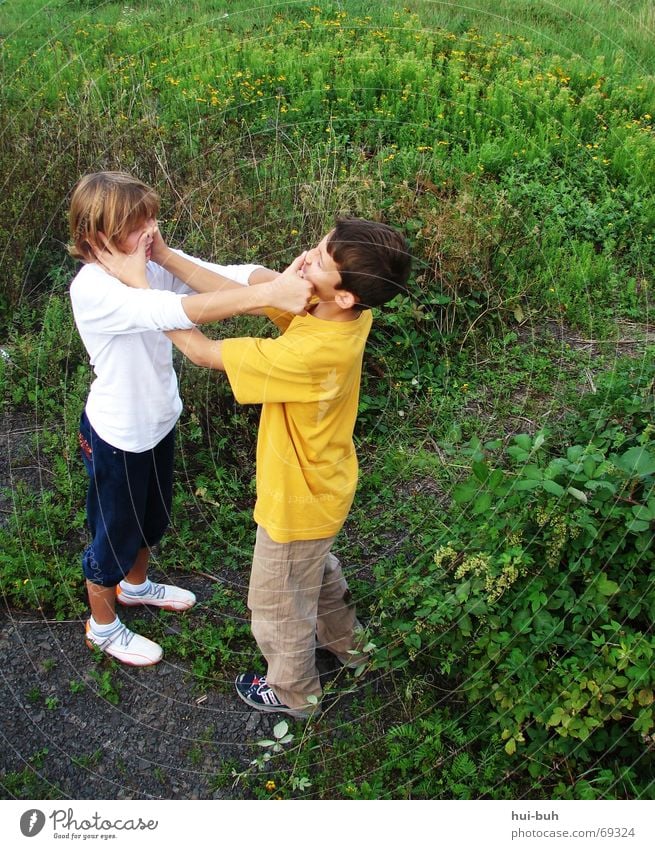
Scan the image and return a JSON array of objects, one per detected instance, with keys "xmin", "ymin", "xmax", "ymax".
[{"xmin": 221, "ymin": 308, "xmax": 373, "ymax": 543}]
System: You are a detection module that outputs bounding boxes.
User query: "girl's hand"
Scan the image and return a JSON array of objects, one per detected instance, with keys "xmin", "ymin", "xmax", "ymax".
[
  {"xmin": 93, "ymin": 230, "xmax": 152, "ymax": 289},
  {"xmin": 267, "ymin": 253, "xmax": 313, "ymax": 314}
]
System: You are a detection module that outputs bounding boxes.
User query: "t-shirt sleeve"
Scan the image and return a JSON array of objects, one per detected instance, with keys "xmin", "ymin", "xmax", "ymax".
[
  {"xmin": 70, "ymin": 270, "xmax": 194, "ymax": 334},
  {"xmin": 221, "ymin": 335, "xmax": 315, "ymax": 404}
]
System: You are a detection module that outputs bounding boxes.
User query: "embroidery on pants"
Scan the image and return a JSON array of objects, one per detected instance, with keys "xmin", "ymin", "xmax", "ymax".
[{"xmin": 78, "ymin": 431, "xmax": 92, "ymax": 460}]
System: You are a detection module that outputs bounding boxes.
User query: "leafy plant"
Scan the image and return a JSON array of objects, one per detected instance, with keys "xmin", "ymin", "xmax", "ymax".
[
  {"xmin": 0, "ymin": 748, "xmax": 63, "ymax": 800},
  {"xmin": 374, "ymin": 357, "xmax": 655, "ymax": 793},
  {"xmin": 88, "ymin": 668, "xmax": 122, "ymax": 706}
]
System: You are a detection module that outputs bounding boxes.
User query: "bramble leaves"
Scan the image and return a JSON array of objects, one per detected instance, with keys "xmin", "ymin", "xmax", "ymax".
[{"xmin": 375, "ymin": 363, "xmax": 655, "ymax": 783}]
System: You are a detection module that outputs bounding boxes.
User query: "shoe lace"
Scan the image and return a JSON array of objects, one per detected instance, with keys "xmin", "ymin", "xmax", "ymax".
[
  {"xmin": 114, "ymin": 624, "xmax": 135, "ymax": 648},
  {"xmin": 90, "ymin": 622, "xmax": 136, "ymax": 650},
  {"xmin": 255, "ymin": 678, "xmax": 283, "ymax": 705},
  {"xmin": 247, "ymin": 675, "xmax": 269, "ymax": 694},
  {"xmin": 122, "ymin": 581, "xmax": 167, "ymax": 600}
]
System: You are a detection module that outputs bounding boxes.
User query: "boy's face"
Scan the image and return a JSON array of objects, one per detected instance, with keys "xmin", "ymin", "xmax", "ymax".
[
  {"xmin": 299, "ymin": 230, "xmax": 342, "ymax": 299},
  {"xmin": 117, "ymin": 217, "xmax": 157, "ymax": 262}
]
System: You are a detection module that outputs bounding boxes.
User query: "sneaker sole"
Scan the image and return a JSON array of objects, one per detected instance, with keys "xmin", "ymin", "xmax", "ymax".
[
  {"xmin": 85, "ymin": 638, "xmax": 162, "ymax": 666},
  {"xmin": 115, "ymin": 588, "xmax": 195, "ymax": 612}
]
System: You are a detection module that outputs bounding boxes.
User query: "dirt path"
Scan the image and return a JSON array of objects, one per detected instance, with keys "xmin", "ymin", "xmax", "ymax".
[
  {"xmin": 0, "ymin": 587, "xmax": 267, "ymax": 800},
  {"xmin": 0, "ymin": 582, "xmax": 361, "ymax": 799}
]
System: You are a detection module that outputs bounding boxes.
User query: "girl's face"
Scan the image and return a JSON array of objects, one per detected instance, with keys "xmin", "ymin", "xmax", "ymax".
[{"xmin": 117, "ymin": 217, "xmax": 156, "ymax": 261}]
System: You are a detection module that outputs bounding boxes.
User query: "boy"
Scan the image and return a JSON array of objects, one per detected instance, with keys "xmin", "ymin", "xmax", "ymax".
[
  {"xmin": 163, "ymin": 217, "xmax": 412, "ymax": 717},
  {"xmin": 68, "ymin": 171, "xmax": 311, "ymax": 667}
]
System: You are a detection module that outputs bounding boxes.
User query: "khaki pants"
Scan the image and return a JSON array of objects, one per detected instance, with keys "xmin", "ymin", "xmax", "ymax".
[{"xmin": 248, "ymin": 526, "xmax": 358, "ymax": 710}]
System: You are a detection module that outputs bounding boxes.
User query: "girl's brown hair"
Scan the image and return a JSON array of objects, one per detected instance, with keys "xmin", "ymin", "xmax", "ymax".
[{"xmin": 68, "ymin": 171, "xmax": 160, "ymax": 262}]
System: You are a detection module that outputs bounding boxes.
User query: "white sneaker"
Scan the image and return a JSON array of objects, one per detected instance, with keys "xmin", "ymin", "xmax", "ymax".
[
  {"xmin": 116, "ymin": 581, "xmax": 196, "ymax": 611},
  {"xmin": 85, "ymin": 620, "xmax": 163, "ymax": 666}
]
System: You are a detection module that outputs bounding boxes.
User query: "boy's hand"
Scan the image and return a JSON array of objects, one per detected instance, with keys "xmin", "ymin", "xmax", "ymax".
[
  {"xmin": 150, "ymin": 227, "xmax": 171, "ymax": 265},
  {"xmin": 266, "ymin": 253, "xmax": 313, "ymax": 314},
  {"xmin": 93, "ymin": 230, "xmax": 152, "ymax": 289}
]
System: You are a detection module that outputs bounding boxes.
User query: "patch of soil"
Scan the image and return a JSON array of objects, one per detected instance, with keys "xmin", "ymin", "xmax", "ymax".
[
  {"xmin": 0, "ymin": 599, "xmax": 251, "ymax": 800},
  {"xmin": 0, "ymin": 586, "xmax": 379, "ymax": 799},
  {"xmin": 0, "ymin": 408, "xmax": 44, "ymax": 527}
]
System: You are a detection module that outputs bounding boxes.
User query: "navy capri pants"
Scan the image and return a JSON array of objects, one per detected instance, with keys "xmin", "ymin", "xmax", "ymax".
[{"xmin": 79, "ymin": 411, "xmax": 175, "ymax": 587}]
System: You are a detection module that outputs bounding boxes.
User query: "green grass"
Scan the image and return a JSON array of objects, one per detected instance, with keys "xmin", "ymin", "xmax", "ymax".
[
  {"xmin": 0, "ymin": 748, "xmax": 64, "ymax": 800},
  {"xmin": 2, "ymin": 1, "xmax": 654, "ymax": 75},
  {"xmin": 2, "ymin": 2, "xmax": 653, "ymax": 330}
]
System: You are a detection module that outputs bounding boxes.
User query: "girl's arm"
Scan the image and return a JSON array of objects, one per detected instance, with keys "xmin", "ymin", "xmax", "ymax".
[
  {"xmin": 93, "ymin": 232, "xmax": 311, "ymax": 322},
  {"xmin": 179, "ymin": 254, "xmax": 309, "ymax": 323},
  {"xmin": 94, "ymin": 230, "xmax": 304, "ymax": 320}
]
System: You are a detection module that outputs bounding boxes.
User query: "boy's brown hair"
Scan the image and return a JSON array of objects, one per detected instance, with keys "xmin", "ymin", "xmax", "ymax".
[
  {"xmin": 68, "ymin": 171, "xmax": 160, "ymax": 263},
  {"xmin": 327, "ymin": 217, "xmax": 411, "ymax": 310}
]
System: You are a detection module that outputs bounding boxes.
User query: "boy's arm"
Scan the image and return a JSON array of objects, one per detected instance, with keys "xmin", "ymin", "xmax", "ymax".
[
  {"xmin": 152, "ymin": 230, "xmax": 279, "ymax": 293},
  {"xmin": 166, "ymin": 328, "xmax": 224, "ymax": 371}
]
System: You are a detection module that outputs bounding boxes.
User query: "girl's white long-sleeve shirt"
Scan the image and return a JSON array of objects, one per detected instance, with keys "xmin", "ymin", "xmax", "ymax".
[{"xmin": 70, "ymin": 252, "xmax": 260, "ymax": 452}]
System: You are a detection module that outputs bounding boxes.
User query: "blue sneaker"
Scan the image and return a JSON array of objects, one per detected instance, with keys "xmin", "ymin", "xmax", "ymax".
[{"xmin": 234, "ymin": 673, "xmax": 320, "ymax": 719}]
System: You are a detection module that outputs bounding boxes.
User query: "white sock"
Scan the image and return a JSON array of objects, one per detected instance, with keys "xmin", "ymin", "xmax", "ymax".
[
  {"xmin": 89, "ymin": 615, "xmax": 121, "ymax": 636},
  {"xmin": 120, "ymin": 578, "xmax": 151, "ymax": 595}
]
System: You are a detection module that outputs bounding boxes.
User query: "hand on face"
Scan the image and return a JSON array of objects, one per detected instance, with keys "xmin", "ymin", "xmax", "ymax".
[
  {"xmin": 92, "ymin": 222, "xmax": 157, "ymax": 288},
  {"xmin": 295, "ymin": 232, "xmax": 340, "ymax": 295},
  {"xmin": 269, "ymin": 251, "xmax": 314, "ymax": 314},
  {"xmin": 149, "ymin": 226, "xmax": 169, "ymax": 264}
]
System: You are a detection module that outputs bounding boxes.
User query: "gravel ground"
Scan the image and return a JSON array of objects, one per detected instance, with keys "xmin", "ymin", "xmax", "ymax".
[{"xmin": 0, "ymin": 586, "xmax": 355, "ymax": 800}]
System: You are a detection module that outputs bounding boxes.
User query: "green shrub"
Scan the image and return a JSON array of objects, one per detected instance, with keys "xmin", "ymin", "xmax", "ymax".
[
  {"xmin": 374, "ymin": 354, "xmax": 655, "ymax": 795},
  {"xmin": 1, "ymin": 4, "xmax": 653, "ymax": 334}
]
